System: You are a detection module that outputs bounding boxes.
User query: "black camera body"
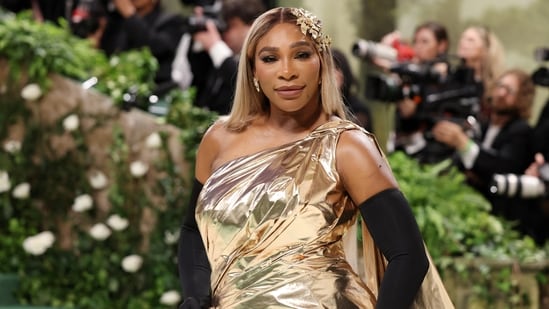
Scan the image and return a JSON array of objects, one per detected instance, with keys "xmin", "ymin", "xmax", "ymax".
[
  {"xmin": 362, "ymin": 57, "xmax": 482, "ymax": 163},
  {"xmin": 365, "ymin": 59, "xmax": 480, "ymax": 118},
  {"xmin": 69, "ymin": 0, "xmax": 109, "ymax": 38},
  {"xmin": 490, "ymin": 163, "xmax": 549, "ymax": 199},
  {"xmin": 181, "ymin": 0, "xmax": 226, "ymax": 34}
]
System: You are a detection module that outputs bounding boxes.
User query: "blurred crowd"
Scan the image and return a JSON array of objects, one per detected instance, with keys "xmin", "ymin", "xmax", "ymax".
[
  {"xmin": 359, "ymin": 22, "xmax": 549, "ymax": 245},
  {"xmin": 0, "ymin": 1, "xmax": 547, "ymax": 244}
]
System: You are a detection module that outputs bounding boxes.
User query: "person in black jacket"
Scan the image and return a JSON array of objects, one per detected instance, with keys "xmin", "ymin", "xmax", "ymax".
[
  {"xmin": 432, "ymin": 68, "xmax": 536, "ymax": 232},
  {"xmin": 332, "ymin": 48, "xmax": 373, "ymax": 132},
  {"xmin": 100, "ymin": 0, "xmax": 186, "ymax": 93},
  {"xmin": 174, "ymin": 0, "xmax": 266, "ymax": 114},
  {"xmin": 0, "ymin": 0, "xmax": 72, "ymax": 23}
]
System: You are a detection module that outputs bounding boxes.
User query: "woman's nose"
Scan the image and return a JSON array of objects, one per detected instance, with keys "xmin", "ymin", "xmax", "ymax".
[{"xmin": 278, "ymin": 59, "xmax": 297, "ymax": 80}]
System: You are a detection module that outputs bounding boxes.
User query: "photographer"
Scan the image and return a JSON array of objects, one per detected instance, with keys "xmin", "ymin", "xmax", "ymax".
[
  {"xmin": 432, "ymin": 68, "xmax": 537, "ymax": 237},
  {"xmin": 173, "ymin": 0, "xmax": 266, "ymax": 114},
  {"xmin": 391, "ymin": 22, "xmax": 451, "ymax": 158},
  {"xmin": 98, "ymin": 0, "xmax": 186, "ymax": 93},
  {"xmin": 0, "ymin": 0, "xmax": 72, "ymax": 23},
  {"xmin": 356, "ymin": 22, "xmax": 474, "ymax": 161}
]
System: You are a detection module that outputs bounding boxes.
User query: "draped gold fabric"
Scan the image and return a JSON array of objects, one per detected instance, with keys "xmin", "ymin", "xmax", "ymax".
[{"xmin": 196, "ymin": 120, "xmax": 454, "ymax": 308}]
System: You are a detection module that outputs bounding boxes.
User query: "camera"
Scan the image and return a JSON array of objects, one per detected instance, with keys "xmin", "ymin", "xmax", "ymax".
[
  {"xmin": 364, "ymin": 58, "xmax": 481, "ymax": 125},
  {"xmin": 490, "ymin": 163, "xmax": 549, "ymax": 199},
  {"xmin": 69, "ymin": 0, "xmax": 108, "ymax": 38},
  {"xmin": 181, "ymin": 0, "xmax": 226, "ymax": 34},
  {"xmin": 352, "ymin": 39, "xmax": 415, "ymax": 62},
  {"xmin": 357, "ymin": 52, "xmax": 482, "ymax": 163}
]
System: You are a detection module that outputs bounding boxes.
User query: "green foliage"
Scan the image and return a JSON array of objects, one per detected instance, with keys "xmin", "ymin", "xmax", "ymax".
[
  {"xmin": 388, "ymin": 151, "xmax": 547, "ymax": 306},
  {"xmin": 164, "ymin": 88, "xmax": 218, "ymax": 163},
  {"xmin": 0, "ymin": 9, "xmax": 217, "ymax": 309},
  {"xmin": 0, "ymin": 10, "xmax": 157, "ymax": 108},
  {"xmin": 0, "ymin": 11, "xmax": 105, "ymax": 87}
]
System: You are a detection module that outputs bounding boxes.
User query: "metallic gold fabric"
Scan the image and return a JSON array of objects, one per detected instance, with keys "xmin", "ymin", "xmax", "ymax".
[{"xmin": 196, "ymin": 120, "xmax": 454, "ymax": 308}]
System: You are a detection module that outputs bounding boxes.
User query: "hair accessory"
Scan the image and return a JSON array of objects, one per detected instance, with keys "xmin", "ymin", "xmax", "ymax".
[
  {"xmin": 253, "ymin": 77, "xmax": 260, "ymax": 92},
  {"xmin": 290, "ymin": 8, "xmax": 331, "ymax": 52}
]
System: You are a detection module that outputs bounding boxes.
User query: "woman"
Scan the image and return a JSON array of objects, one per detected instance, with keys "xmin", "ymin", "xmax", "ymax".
[
  {"xmin": 411, "ymin": 21, "xmax": 449, "ymax": 63},
  {"xmin": 178, "ymin": 7, "xmax": 453, "ymax": 308},
  {"xmin": 457, "ymin": 25, "xmax": 505, "ymax": 119},
  {"xmin": 391, "ymin": 22, "xmax": 450, "ymax": 160}
]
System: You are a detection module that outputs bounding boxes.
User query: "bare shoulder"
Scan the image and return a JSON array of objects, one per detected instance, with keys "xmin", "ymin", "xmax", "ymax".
[
  {"xmin": 336, "ymin": 129, "xmax": 398, "ymax": 205},
  {"xmin": 195, "ymin": 117, "xmax": 233, "ymax": 183}
]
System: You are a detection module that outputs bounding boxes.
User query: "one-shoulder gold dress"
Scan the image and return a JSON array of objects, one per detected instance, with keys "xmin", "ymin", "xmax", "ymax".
[{"xmin": 196, "ymin": 120, "xmax": 453, "ymax": 308}]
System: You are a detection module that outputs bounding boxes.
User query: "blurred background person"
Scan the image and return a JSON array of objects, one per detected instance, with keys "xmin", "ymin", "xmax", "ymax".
[
  {"xmin": 332, "ymin": 48, "xmax": 373, "ymax": 132},
  {"xmin": 98, "ymin": 0, "xmax": 186, "ymax": 94},
  {"xmin": 173, "ymin": 0, "xmax": 266, "ymax": 115},
  {"xmin": 69, "ymin": 0, "xmax": 109, "ymax": 49},
  {"xmin": 0, "ymin": 0, "xmax": 72, "ymax": 23},
  {"xmin": 432, "ymin": 68, "xmax": 536, "ymax": 239},
  {"xmin": 388, "ymin": 21, "xmax": 451, "ymax": 158},
  {"xmin": 457, "ymin": 25, "xmax": 506, "ymax": 121}
]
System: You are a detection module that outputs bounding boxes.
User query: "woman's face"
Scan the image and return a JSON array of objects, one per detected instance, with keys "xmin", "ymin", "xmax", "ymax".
[
  {"xmin": 253, "ymin": 23, "xmax": 321, "ymax": 114},
  {"xmin": 413, "ymin": 28, "xmax": 443, "ymax": 62},
  {"xmin": 457, "ymin": 28, "xmax": 485, "ymax": 61}
]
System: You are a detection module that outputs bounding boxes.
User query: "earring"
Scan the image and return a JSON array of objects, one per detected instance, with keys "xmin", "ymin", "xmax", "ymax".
[{"xmin": 253, "ymin": 77, "xmax": 260, "ymax": 92}]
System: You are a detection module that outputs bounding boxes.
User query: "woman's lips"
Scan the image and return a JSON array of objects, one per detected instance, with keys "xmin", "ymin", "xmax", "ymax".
[{"xmin": 275, "ymin": 86, "xmax": 304, "ymax": 99}]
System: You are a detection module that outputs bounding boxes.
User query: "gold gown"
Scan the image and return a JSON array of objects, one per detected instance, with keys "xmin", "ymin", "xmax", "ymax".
[{"xmin": 196, "ymin": 120, "xmax": 454, "ymax": 308}]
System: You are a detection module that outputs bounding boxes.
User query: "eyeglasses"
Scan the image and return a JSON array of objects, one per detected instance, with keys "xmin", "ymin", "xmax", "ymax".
[{"xmin": 494, "ymin": 81, "xmax": 517, "ymax": 96}]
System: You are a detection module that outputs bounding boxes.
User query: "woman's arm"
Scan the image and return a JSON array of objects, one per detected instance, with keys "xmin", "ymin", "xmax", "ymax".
[{"xmin": 337, "ymin": 130, "xmax": 428, "ymax": 308}]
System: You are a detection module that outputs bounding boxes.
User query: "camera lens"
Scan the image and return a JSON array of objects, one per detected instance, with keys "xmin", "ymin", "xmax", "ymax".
[{"xmin": 490, "ymin": 173, "xmax": 546, "ymax": 198}]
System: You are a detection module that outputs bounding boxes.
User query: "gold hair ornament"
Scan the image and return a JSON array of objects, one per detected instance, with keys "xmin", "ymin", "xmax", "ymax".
[{"xmin": 290, "ymin": 8, "xmax": 331, "ymax": 52}]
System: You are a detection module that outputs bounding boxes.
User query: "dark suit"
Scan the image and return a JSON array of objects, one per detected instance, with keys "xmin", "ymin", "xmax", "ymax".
[
  {"xmin": 464, "ymin": 117, "xmax": 536, "ymax": 237},
  {"xmin": 188, "ymin": 50, "xmax": 239, "ymax": 115},
  {"xmin": 101, "ymin": 5, "xmax": 186, "ymax": 93}
]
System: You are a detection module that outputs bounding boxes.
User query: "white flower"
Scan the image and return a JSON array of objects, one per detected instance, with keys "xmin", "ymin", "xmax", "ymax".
[
  {"xmin": 159, "ymin": 290, "xmax": 181, "ymax": 306},
  {"xmin": 72, "ymin": 194, "xmax": 93, "ymax": 212},
  {"xmin": 164, "ymin": 230, "xmax": 180, "ymax": 245},
  {"xmin": 121, "ymin": 254, "xmax": 143, "ymax": 273},
  {"xmin": 106, "ymin": 214, "xmax": 129, "ymax": 231},
  {"xmin": 89, "ymin": 223, "xmax": 111, "ymax": 241},
  {"xmin": 0, "ymin": 170, "xmax": 11, "ymax": 193},
  {"xmin": 89, "ymin": 170, "xmax": 108, "ymax": 190},
  {"xmin": 12, "ymin": 182, "xmax": 30, "ymax": 199},
  {"xmin": 20, "ymin": 83, "xmax": 42, "ymax": 101},
  {"xmin": 3, "ymin": 140, "xmax": 21, "ymax": 153},
  {"xmin": 130, "ymin": 161, "xmax": 148, "ymax": 178},
  {"xmin": 145, "ymin": 132, "xmax": 162, "ymax": 149},
  {"xmin": 62, "ymin": 114, "xmax": 80, "ymax": 132},
  {"xmin": 22, "ymin": 231, "xmax": 55, "ymax": 255}
]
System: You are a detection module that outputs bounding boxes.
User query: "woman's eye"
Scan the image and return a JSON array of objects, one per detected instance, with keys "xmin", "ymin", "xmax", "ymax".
[
  {"xmin": 296, "ymin": 51, "xmax": 312, "ymax": 59},
  {"xmin": 260, "ymin": 55, "xmax": 277, "ymax": 63}
]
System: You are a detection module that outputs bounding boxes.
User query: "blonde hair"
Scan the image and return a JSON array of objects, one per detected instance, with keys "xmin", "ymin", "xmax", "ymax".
[
  {"xmin": 469, "ymin": 26, "xmax": 506, "ymax": 92},
  {"xmin": 225, "ymin": 7, "xmax": 346, "ymax": 131}
]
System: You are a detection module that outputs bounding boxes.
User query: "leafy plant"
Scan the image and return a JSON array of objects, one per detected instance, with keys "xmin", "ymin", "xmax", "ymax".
[
  {"xmin": 0, "ymin": 9, "xmax": 157, "ymax": 108},
  {"xmin": 388, "ymin": 151, "xmax": 548, "ymax": 306},
  {"xmin": 0, "ymin": 9, "xmax": 217, "ymax": 309}
]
